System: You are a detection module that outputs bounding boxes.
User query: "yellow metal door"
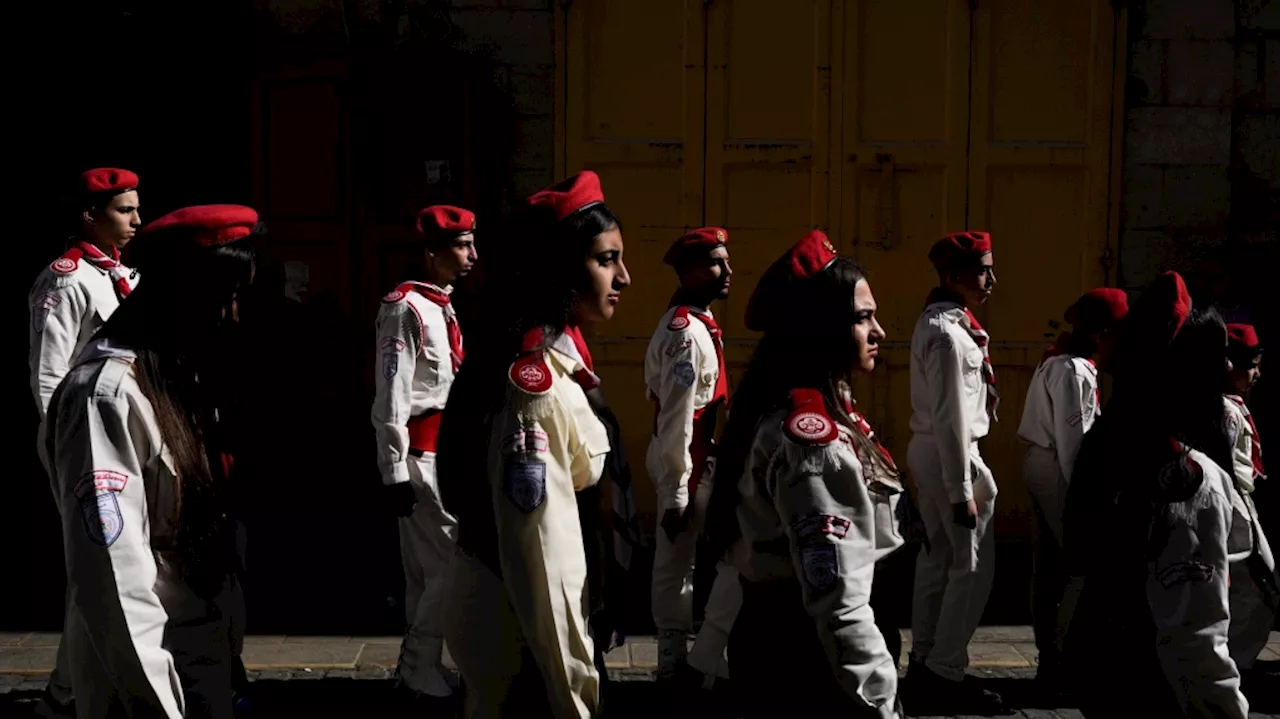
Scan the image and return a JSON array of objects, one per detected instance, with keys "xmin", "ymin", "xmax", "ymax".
[
  {"xmin": 833, "ymin": 0, "xmax": 973, "ymax": 477},
  {"xmin": 966, "ymin": 0, "xmax": 1119, "ymax": 540},
  {"xmin": 562, "ymin": 0, "xmax": 707, "ymax": 517}
]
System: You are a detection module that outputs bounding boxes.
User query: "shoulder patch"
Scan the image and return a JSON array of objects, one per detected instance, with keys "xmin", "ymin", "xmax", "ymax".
[
  {"xmin": 1155, "ymin": 561, "xmax": 1215, "ymax": 589},
  {"xmin": 927, "ymin": 332, "xmax": 955, "ymax": 354},
  {"xmin": 793, "ymin": 513, "xmax": 851, "ymax": 542},
  {"xmin": 665, "ymin": 336, "xmax": 694, "ymax": 358},
  {"xmin": 509, "ymin": 353, "xmax": 554, "ymax": 395},
  {"xmin": 784, "ymin": 389, "xmax": 838, "ymax": 445},
  {"xmin": 51, "ymin": 257, "xmax": 78, "ymax": 274},
  {"xmin": 74, "ymin": 469, "xmax": 129, "ymax": 498},
  {"xmin": 504, "ymin": 459, "xmax": 547, "ymax": 513},
  {"xmin": 382, "ymin": 289, "xmax": 408, "ymax": 304},
  {"xmin": 668, "ymin": 307, "xmax": 692, "ymax": 332},
  {"xmin": 80, "ymin": 492, "xmax": 124, "ymax": 547},
  {"xmin": 800, "ymin": 545, "xmax": 839, "ymax": 592},
  {"xmin": 673, "ymin": 361, "xmax": 696, "ymax": 388}
]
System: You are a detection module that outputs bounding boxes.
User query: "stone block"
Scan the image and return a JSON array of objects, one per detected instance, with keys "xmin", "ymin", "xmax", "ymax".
[
  {"xmin": 1143, "ymin": 0, "xmax": 1234, "ymax": 40},
  {"xmin": 967, "ymin": 642, "xmax": 1031, "ymax": 668},
  {"xmin": 240, "ymin": 642, "xmax": 360, "ymax": 670},
  {"xmin": 1119, "ymin": 230, "xmax": 1226, "ymax": 287},
  {"xmin": 1238, "ymin": 115, "xmax": 1280, "ymax": 185},
  {"xmin": 1237, "ymin": 41, "xmax": 1261, "ymax": 101},
  {"xmin": 969, "ymin": 626, "xmax": 1034, "ymax": 643},
  {"xmin": 1121, "ymin": 164, "xmax": 1163, "ymax": 229},
  {"xmin": 1167, "ymin": 40, "xmax": 1234, "ymax": 106},
  {"xmin": 504, "ymin": 0, "xmax": 553, "ymax": 9},
  {"xmin": 0, "ymin": 634, "xmax": 29, "ymax": 647},
  {"xmin": 1125, "ymin": 107, "xmax": 1231, "ymax": 165},
  {"xmin": 629, "ymin": 640, "xmax": 658, "ymax": 668},
  {"xmin": 354, "ymin": 643, "xmax": 400, "ymax": 669},
  {"xmin": 22, "ymin": 633, "xmax": 60, "ymax": 647},
  {"xmin": 514, "ymin": 169, "xmax": 555, "ymax": 198},
  {"xmin": 513, "ymin": 115, "xmax": 555, "ymax": 170},
  {"xmin": 1268, "ymin": 40, "xmax": 1280, "ymax": 107},
  {"xmin": 1241, "ymin": 0, "xmax": 1280, "ymax": 30},
  {"xmin": 509, "ymin": 64, "xmax": 555, "ymax": 116},
  {"xmin": 451, "ymin": 8, "xmax": 553, "ymax": 66},
  {"xmin": 603, "ymin": 644, "xmax": 631, "ymax": 669},
  {"xmin": 1127, "ymin": 40, "xmax": 1165, "ymax": 105},
  {"xmin": 0, "ymin": 647, "xmax": 55, "ymax": 673},
  {"xmin": 1160, "ymin": 166, "xmax": 1231, "ymax": 228}
]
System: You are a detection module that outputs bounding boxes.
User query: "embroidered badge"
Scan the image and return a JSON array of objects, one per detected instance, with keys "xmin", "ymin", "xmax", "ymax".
[
  {"xmin": 32, "ymin": 292, "xmax": 61, "ymax": 334},
  {"xmin": 382, "ymin": 352, "xmax": 399, "ymax": 381},
  {"xmin": 74, "ymin": 469, "xmax": 128, "ymax": 497},
  {"xmin": 665, "ymin": 337, "xmax": 693, "ymax": 358},
  {"xmin": 673, "ymin": 361, "xmax": 696, "ymax": 388},
  {"xmin": 80, "ymin": 492, "xmax": 124, "ymax": 547},
  {"xmin": 382, "ymin": 289, "xmax": 407, "ymax": 303},
  {"xmin": 510, "ymin": 355, "xmax": 554, "ymax": 394},
  {"xmin": 51, "ymin": 257, "xmax": 77, "ymax": 274},
  {"xmin": 927, "ymin": 334, "xmax": 954, "ymax": 353},
  {"xmin": 668, "ymin": 315, "xmax": 691, "ymax": 331},
  {"xmin": 380, "ymin": 337, "xmax": 406, "ymax": 351},
  {"xmin": 505, "ymin": 460, "xmax": 547, "ymax": 513},
  {"xmin": 801, "ymin": 545, "xmax": 838, "ymax": 591},
  {"xmin": 788, "ymin": 412, "xmax": 832, "ymax": 442},
  {"xmin": 502, "ymin": 429, "xmax": 550, "ymax": 455},
  {"xmin": 1067, "ymin": 409, "xmax": 1087, "ymax": 427},
  {"xmin": 716, "ymin": 229, "xmax": 726, "ymax": 242},
  {"xmin": 1155, "ymin": 561, "xmax": 1214, "ymax": 589},
  {"xmin": 793, "ymin": 514, "xmax": 852, "ymax": 541},
  {"xmin": 822, "ymin": 239, "xmax": 835, "ymax": 253}
]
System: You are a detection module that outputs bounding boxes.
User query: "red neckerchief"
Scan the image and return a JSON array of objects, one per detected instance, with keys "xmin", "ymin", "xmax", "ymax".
[
  {"xmin": 686, "ymin": 309, "xmax": 728, "ymax": 407},
  {"xmin": 926, "ymin": 287, "xmax": 999, "ymax": 421},
  {"xmin": 840, "ymin": 397, "xmax": 897, "ymax": 470},
  {"xmin": 1227, "ymin": 394, "xmax": 1265, "ymax": 480},
  {"xmin": 412, "ymin": 283, "xmax": 464, "ymax": 373},
  {"xmin": 72, "ymin": 241, "xmax": 132, "ymax": 301}
]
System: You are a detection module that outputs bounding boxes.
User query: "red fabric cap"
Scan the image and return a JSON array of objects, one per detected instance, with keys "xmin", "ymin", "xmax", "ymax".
[
  {"xmin": 928, "ymin": 231, "xmax": 993, "ymax": 269},
  {"xmin": 1065, "ymin": 288, "xmax": 1129, "ymax": 330},
  {"xmin": 1227, "ymin": 323, "xmax": 1260, "ymax": 351},
  {"xmin": 744, "ymin": 230, "xmax": 839, "ymax": 332},
  {"xmin": 416, "ymin": 205, "xmax": 476, "ymax": 236},
  {"xmin": 81, "ymin": 168, "xmax": 139, "ymax": 195},
  {"xmin": 1130, "ymin": 270, "xmax": 1191, "ymax": 344},
  {"xmin": 140, "ymin": 204, "xmax": 259, "ymax": 247},
  {"xmin": 663, "ymin": 227, "xmax": 727, "ymax": 266},
  {"xmin": 528, "ymin": 171, "xmax": 605, "ymax": 221}
]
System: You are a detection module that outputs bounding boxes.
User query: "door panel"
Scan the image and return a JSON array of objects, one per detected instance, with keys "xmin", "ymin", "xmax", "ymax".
[
  {"xmin": 706, "ymin": 0, "xmax": 834, "ymax": 340},
  {"xmin": 836, "ymin": 0, "xmax": 971, "ymax": 448},
  {"xmin": 967, "ymin": 0, "xmax": 1117, "ymax": 538},
  {"xmin": 565, "ymin": 0, "xmax": 707, "ymax": 518}
]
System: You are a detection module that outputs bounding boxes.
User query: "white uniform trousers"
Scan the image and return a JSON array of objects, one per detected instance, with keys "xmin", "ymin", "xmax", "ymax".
[
  {"xmin": 1022, "ymin": 444, "xmax": 1070, "ymax": 668},
  {"xmin": 908, "ymin": 436, "xmax": 998, "ymax": 682},
  {"xmin": 398, "ymin": 452, "xmax": 458, "ymax": 696},
  {"xmin": 652, "ymin": 474, "xmax": 743, "ymax": 677}
]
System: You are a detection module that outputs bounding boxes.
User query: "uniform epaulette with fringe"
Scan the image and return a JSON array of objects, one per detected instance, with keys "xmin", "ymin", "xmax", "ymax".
[
  {"xmin": 506, "ymin": 328, "xmax": 556, "ymax": 419},
  {"xmin": 784, "ymin": 388, "xmax": 839, "ymax": 445},
  {"xmin": 668, "ymin": 306, "xmax": 692, "ymax": 332},
  {"xmin": 381, "ymin": 282, "xmax": 416, "ymax": 304}
]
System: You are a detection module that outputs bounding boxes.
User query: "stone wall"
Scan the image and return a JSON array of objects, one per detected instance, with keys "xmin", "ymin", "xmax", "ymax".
[{"xmin": 1119, "ymin": 0, "xmax": 1278, "ymax": 320}]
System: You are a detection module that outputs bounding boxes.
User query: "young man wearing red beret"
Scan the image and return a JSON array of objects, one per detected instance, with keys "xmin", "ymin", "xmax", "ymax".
[
  {"xmin": 643, "ymin": 227, "xmax": 740, "ymax": 689},
  {"xmin": 1016, "ymin": 287, "xmax": 1128, "ymax": 693},
  {"xmin": 1222, "ymin": 323, "xmax": 1276, "ymax": 676},
  {"xmin": 28, "ymin": 167, "xmax": 141, "ymax": 719},
  {"xmin": 371, "ymin": 205, "xmax": 477, "ymax": 708},
  {"xmin": 905, "ymin": 231, "xmax": 1004, "ymax": 712}
]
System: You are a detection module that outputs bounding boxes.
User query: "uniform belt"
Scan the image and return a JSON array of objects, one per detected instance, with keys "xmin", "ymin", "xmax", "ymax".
[{"xmin": 407, "ymin": 410, "xmax": 443, "ymax": 457}]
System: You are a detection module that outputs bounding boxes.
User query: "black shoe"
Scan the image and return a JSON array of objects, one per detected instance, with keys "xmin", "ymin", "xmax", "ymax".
[
  {"xmin": 392, "ymin": 682, "xmax": 459, "ymax": 716},
  {"xmin": 33, "ymin": 687, "xmax": 76, "ymax": 719},
  {"xmin": 906, "ymin": 662, "xmax": 1005, "ymax": 714}
]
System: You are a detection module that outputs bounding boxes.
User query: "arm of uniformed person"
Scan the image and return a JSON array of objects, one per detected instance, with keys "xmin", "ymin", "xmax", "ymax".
[
  {"xmin": 56, "ymin": 392, "xmax": 185, "ymax": 719},
  {"xmin": 771, "ymin": 414, "xmax": 900, "ymax": 717},
  {"xmin": 371, "ymin": 299, "xmax": 421, "ymax": 486},
  {"xmin": 923, "ymin": 328, "xmax": 973, "ymax": 506},
  {"xmin": 1050, "ymin": 363, "xmax": 1094, "ymax": 483},
  {"xmin": 28, "ymin": 274, "xmax": 87, "ymax": 419},
  {"xmin": 651, "ymin": 326, "xmax": 701, "ymax": 513},
  {"xmin": 1146, "ymin": 475, "xmax": 1248, "ymax": 719},
  {"xmin": 1225, "ymin": 401, "xmax": 1255, "ymax": 489},
  {"xmin": 490, "ymin": 373, "xmax": 611, "ymax": 719}
]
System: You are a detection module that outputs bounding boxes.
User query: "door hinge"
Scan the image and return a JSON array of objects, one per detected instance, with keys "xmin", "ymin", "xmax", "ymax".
[{"xmin": 1100, "ymin": 245, "xmax": 1114, "ymax": 269}]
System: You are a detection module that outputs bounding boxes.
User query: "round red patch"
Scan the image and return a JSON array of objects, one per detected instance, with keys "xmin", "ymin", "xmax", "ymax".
[
  {"xmin": 51, "ymin": 258, "xmax": 77, "ymax": 274},
  {"xmin": 668, "ymin": 315, "xmax": 691, "ymax": 331},
  {"xmin": 788, "ymin": 412, "xmax": 834, "ymax": 443},
  {"xmin": 509, "ymin": 355, "xmax": 553, "ymax": 394},
  {"xmin": 382, "ymin": 289, "xmax": 406, "ymax": 303}
]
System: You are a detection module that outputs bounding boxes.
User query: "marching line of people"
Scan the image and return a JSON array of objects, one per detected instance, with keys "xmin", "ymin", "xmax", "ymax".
[{"xmin": 27, "ymin": 167, "xmax": 1271, "ymax": 719}]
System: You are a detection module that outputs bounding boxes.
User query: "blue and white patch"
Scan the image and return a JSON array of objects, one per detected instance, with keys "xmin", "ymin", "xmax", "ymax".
[
  {"xmin": 801, "ymin": 544, "xmax": 838, "ymax": 591},
  {"xmin": 673, "ymin": 361, "xmax": 696, "ymax": 388},
  {"xmin": 80, "ymin": 492, "xmax": 124, "ymax": 547},
  {"xmin": 382, "ymin": 352, "xmax": 399, "ymax": 381},
  {"xmin": 504, "ymin": 460, "xmax": 547, "ymax": 513}
]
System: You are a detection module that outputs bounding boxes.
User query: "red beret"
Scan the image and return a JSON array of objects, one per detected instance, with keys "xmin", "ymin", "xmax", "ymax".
[
  {"xmin": 1065, "ymin": 288, "xmax": 1129, "ymax": 330},
  {"xmin": 81, "ymin": 168, "xmax": 139, "ymax": 195},
  {"xmin": 928, "ymin": 231, "xmax": 993, "ymax": 269},
  {"xmin": 1128, "ymin": 270, "xmax": 1191, "ymax": 345},
  {"xmin": 1227, "ymin": 324, "xmax": 1261, "ymax": 351},
  {"xmin": 744, "ymin": 230, "xmax": 839, "ymax": 332},
  {"xmin": 663, "ymin": 227, "xmax": 727, "ymax": 266},
  {"xmin": 528, "ymin": 171, "xmax": 605, "ymax": 221},
  {"xmin": 140, "ymin": 204, "xmax": 259, "ymax": 247},
  {"xmin": 416, "ymin": 205, "xmax": 476, "ymax": 236}
]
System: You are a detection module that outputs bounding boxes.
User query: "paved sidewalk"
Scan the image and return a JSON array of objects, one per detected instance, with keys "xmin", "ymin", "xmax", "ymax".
[{"xmin": 4, "ymin": 627, "xmax": 1278, "ymax": 675}]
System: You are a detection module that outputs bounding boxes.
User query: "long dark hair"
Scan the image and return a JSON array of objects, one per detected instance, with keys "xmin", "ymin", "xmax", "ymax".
[
  {"xmin": 705, "ymin": 257, "xmax": 895, "ymax": 553},
  {"xmin": 437, "ymin": 202, "xmax": 621, "ymax": 516},
  {"xmin": 97, "ymin": 232, "xmax": 259, "ymax": 589}
]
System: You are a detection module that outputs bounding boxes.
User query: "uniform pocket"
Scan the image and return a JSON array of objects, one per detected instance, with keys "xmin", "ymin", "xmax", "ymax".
[{"xmin": 962, "ymin": 348, "xmax": 983, "ymax": 394}]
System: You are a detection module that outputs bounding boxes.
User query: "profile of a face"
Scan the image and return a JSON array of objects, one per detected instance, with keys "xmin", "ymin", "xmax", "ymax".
[{"xmin": 573, "ymin": 227, "xmax": 631, "ymax": 324}]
